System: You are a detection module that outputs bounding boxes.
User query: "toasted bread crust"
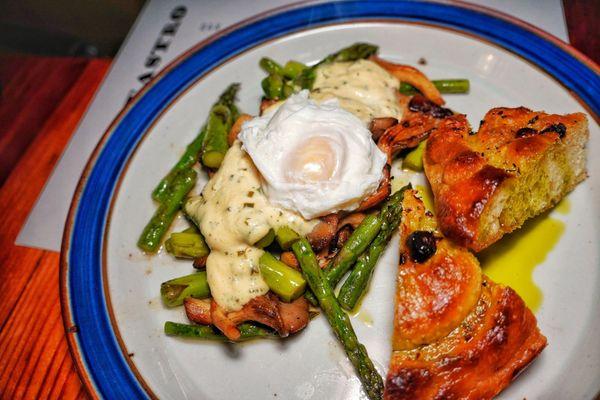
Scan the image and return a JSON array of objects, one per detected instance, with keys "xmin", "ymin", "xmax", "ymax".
[
  {"xmin": 393, "ymin": 192, "xmax": 482, "ymax": 350},
  {"xmin": 385, "ymin": 190, "xmax": 547, "ymax": 400},
  {"xmin": 386, "ymin": 282, "xmax": 547, "ymax": 400},
  {"xmin": 424, "ymin": 108, "xmax": 588, "ymax": 251}
]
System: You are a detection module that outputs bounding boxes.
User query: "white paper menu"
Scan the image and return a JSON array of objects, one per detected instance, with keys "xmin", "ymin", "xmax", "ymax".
[{"xmin": 17, "ymin": 0, "xmax": 568, "ymax": 251}]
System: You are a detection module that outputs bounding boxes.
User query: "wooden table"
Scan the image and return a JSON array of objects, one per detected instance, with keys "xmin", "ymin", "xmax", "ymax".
[{"xmin": 0, "ymin": 3, "xmax": 597, "ymax": 398}]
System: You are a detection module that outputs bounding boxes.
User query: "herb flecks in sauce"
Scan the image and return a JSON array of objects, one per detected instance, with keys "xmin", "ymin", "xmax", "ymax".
[
  {"xmin": 311, "ymin": 59, "xmax": 402, "ymax": 123},
  {"xmin": 185, "ymin": 142, "xmax": 317, "ymax": 311}
]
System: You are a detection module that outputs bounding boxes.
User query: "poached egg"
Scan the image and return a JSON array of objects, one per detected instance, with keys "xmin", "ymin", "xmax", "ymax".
[{"xmin": 238, "ymin": 90, "xmax": 387, "ymax": 219}]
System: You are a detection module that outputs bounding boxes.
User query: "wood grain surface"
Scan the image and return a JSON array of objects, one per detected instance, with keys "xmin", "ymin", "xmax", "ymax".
[
  {"xmin": 563, "ymin": 0, "xmax": 600, "ymax": 65},
  {"xmin": 0, "ymin": 58, "xmax": 110, "ymax": 400},
  {"xmin": 0, "ymin": 5, "xmax": 595, "ymax": 399}
]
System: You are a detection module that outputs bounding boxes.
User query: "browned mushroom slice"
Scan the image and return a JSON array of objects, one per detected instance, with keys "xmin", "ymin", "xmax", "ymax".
[
  {"xmin": 280, "ymin": 251, "xmax": 299, "ymax": 270},
  {"xmin": 208, "ymin": 293, "xmax": 310, "ymax": 341},
  {"xmin": 228, "ymin": 114, "xmax": 253, "ymax": 145},
  {"xmin": 184, "ymin": 298, "xmax": 212, "ymax": 324},
  {"xmin": 338, "ymin": 212, "xmax": 366, "ymax": 230},
  {"xmin": 371, "ymin": 56, "xmax": 444, "ymax": 106},
  {"xmin": 260, "ymin": 98, "xmax": 278, "ymax": 115},
  {"xmin": 192, "ymin": 255, "xmax": 207, "ymax": 269},
  {"xmin": 377, "ymin": 117, "xmax": 436, "ymax": 159},
  {"xmin": 307, "ymin": 213, "xmax": 340, "ymax": 251},
  {"xmin": 279, "ymin": 297, "xmax": 310, "ymax": 334},
  {"xmin": 357, "ymin": 164, "xmax": 391, "ymax": 211},
  {"xmin": 370, "ymin": 117, "xmax": 399, "ymax": 141}
]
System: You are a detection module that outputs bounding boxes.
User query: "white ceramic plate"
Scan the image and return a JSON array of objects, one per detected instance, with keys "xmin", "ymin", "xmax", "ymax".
[{"xmin": 62, "ymin": 2, "xmax": 600, "ymax": 399}]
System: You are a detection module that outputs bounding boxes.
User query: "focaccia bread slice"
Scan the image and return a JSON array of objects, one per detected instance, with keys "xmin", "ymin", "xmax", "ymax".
[
  {"xmin": 384, "ymin": 190, "xmax": 547, "ymax": 400},
  {"xmin": 423, "ymin": 108, "xmax": 588, "ymax": 251}
]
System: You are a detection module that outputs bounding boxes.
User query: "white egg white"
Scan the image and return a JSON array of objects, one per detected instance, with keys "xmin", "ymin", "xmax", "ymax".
[{"xmin": 238, "ymin": 90, "xmax": 387, "ymax": 219}]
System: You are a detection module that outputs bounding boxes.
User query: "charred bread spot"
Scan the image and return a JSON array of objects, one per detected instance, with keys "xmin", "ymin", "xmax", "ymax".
[
  {"xmin": 433, "ymin": 388, "xmax": 460, "ymax": 400},
  {"xmin": 540, "ymin": 122, "xmax": 566, "ymax": 138},
  {"xmin": 454, "ymin": 150, "xmax": 482, "ymax": 167},
  {"xmin": 386, "ymin": 368, "xmax": 432, "ymax": 399},
  {"xmin": 515, "ymin": 127, "xmax": 537, "ymax": 138},
  {"xmin": 485, "ymin": 314, "xmax": 509, "ymax": 347}
]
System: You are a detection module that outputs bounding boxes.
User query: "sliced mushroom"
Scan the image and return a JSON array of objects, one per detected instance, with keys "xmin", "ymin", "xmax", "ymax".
[
  {"xmin": 192, "ymin": 255, "xmax": 207, "ymax": 269},
  {"xmin": 377, "ymin": 118, "xmax": 435, "ymax": 158},
  {"xmin": 184, "ymin": 298, "xmax": 212, "ymax": 324},
  {"xmin": 208, "ymin": 293, "xmax": 310, "ymax": 341},
  {"xmin": 369, "ymin": 117, "xmax": 398, "ymax": 141},
  {"xmin": 357, "ymin": 164, "xmax": 391, "ymax": 211},
  {"xmin": 279, "ymin": 297, "xmax": 310, "ymax": 334},
  {"xmin": 260, "ymin": 98, "xmax": 278, "ymax": 115},
  {"xmin": 228, "ymin": 114, "xmax": 253, "ymax": 145},
  {"xmin": 371, "ymin": 56, "xmax": 444, "ymax": 106},
  {"xmin": 338, "ymin": 213, "xmax": 366, "ymax": 230},
  {"xmin": 307, "ymin": 213, "xmax": 340, "ymax": 251},
  {"xmin": 280, "ymin": 251, "xmax": 299, "ymax": 270}
]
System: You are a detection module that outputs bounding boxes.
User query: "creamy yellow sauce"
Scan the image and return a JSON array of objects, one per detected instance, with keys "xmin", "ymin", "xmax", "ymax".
[
  {"xmin": 185, "ymin": 142, "xmax": 317, "ymax": 311},
  {"xmin": 311, "ymin": 59, "xmax": 402, "ymax": 123}
]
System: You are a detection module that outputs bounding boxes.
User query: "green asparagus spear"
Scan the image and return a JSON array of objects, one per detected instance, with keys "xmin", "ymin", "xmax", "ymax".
[
  {"xmin": 160, "ymin": 271, "xmax": 210, "ymax": 307},
  {"xmin": 303, "ymin": 213, "xmax": 383, "ymax": 305},
  {"xmin": 338, "ymin": 186, "xmax": 410, "ymax": 310},
  {"xmin": 259, "ymin": 57, "xmax": 284, "ymax": 75},
  {"xmin": 282, "ymin": 82, "xmax": 294, "ymax": 98},
  {"xmin": 152, "ymin": 126, "xmax": 206, "ymax": 202},
  {"xmin": 324, "ymin": 214, "xmax": 382, "ymax": 287},
  {"xmin": 262, "ymin": 43, "xmax": 380, "ymax": 99},
  {"xmin": 291, "ymin": 237, "xmax": 383, "ymax": 400},
  {"xmin": 261, "ymin": 74, "xmax": 284, "ymax": 99},
  {"xmin": 282, "ymin": 60, "xmax": 307, "ymax": 79},
  {"xmin": 275, "ymin": 226, "xmax": 301, "ymax": 250},
  {"xmin": 254, "ymin": 229, "xmax": 275, "ymax": 248},
  {"xmin": 152, "ymin": 84, "xmax": 240, "ymax": 201},
  {"xmin": 138, "ymin": 168, "xmax": 197, "ymax": 253},
  {"xmin": 293, "ymin": 67, "xmax": 316, "ymax": 91},
  {"xmin": 164, "ymin": 230, "xmax": 210, "ymax": 259},
  {"xmin": 164, "ymin": 321, "xmax": 276, "ymax": 341},
  {"xmin": 399, "ymin": 79, "xmax": 470, "ymax": 95},
  {"xmin": 200, "ymin": 83, "xmax": 240, "ymax": 168},
  {"xmin": 294, "ymin": 43, "xmax": 379, "ymax": 92},
  {"xmin": 259, "ymin": 252, "xmax": 306, "ymax": 302},
  {"xmin": 402, "ymin": 140, "xmax": 427, "ymax": 171},
  {"xmin": 317, "ymin": 43, "xmax": 379, "ymax": 66},
  {"xmin": 201, "ymin": 104, "xmax": 233, "ymax": 168},
  {"xmin": 214, "ymin": 82, "xmax": 240, "ymax": 108}
]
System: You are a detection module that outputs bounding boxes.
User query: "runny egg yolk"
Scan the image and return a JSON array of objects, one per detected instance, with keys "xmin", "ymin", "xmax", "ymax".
[{"xmin": 285, "ymin": 136, "xmax": 341, "ymax": 183}]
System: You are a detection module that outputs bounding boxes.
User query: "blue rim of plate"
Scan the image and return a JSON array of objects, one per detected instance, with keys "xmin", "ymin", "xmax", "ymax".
[{"xmin": 60, "ymin": 1, "xmax": 600, "ymax": 399}]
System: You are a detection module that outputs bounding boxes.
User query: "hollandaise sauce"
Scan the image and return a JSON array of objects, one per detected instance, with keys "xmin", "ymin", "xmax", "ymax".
[
  {"xmin": 311, "ymin": 59, "xmax": 402, "ymax": 123},
  {"xmin": 479, "ymin": 212, "xmax": 565, "ymax": 311},
  {"xmin": 185, "ymin": 142, "xmax": 317, "ymax": 311}
]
